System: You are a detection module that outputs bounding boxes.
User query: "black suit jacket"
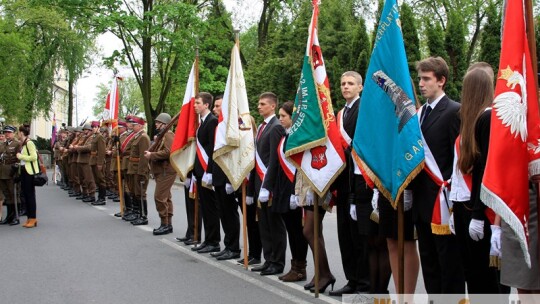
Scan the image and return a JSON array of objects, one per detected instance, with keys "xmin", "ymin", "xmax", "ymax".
[
  {"xmin": 248, "ymin": 116, "xmax": 285, "ymax": 198},
  {"xmin": 412, "ymin": 95, "xmax": 461, "ymax": 223},
  {"xmin": 193, "ymin": 113, "xmax": 218, "ymax": 179},
  {"xmin": 333, "ymin": 97, "xmax": 360, "ymax": 194}
]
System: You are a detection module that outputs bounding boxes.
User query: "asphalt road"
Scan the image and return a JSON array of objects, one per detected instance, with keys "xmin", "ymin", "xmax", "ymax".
[{"xmin": 0, "ymin": 174, "xmax": 426, "ymax": 303}]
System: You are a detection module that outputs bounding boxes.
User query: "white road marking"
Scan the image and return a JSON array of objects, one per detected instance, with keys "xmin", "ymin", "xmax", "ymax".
[{"xmin": 161, "ymin": 239, "xmax": 341, "ymax": 304}]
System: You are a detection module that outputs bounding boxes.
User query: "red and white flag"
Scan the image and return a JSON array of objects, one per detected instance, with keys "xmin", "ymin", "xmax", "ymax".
[
  {"xmin": 170, "ymin": 63, "xmax": 198, "ymax": 181},
  {"xmin": 103, "ymin": 76, "xmax": 121, "ymax": 129},
  {"xmin": 285, "ymin": 0, "xmax": 345, "ymax": 196},
  {"xmin": 213, "ymin": 44, "xmax": 255, "ymax": 190},
  {"xmin": 480, "ymin": 0, "xmax": 540, "ymax": 267}
]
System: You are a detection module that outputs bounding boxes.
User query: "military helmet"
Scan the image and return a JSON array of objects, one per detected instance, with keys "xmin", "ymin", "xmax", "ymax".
[
  {"xmin": 75, "ymin": 126, "xmax": 83, "ymax": 132},
  {"xmin": 83, "ymin": 123, "xmax": 92, "ymax": 131},
  {"xmin": 155, "ymin": 113, "xmax": 171, "ymax": 124}
]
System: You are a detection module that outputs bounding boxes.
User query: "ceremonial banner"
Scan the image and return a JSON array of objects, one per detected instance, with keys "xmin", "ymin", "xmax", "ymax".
[
  {"xmin": 103, "ymin": 76, "xmax": 121, "ymax": 129},
  {"xmin": 352, "ymin": 0, "xmax": 424, "ymax": 207},
  {"xmin": 213, "ymin": 44, "xmax": 255, "ymax": 190},
  {"xmin": 480, "ymin": 0, "xmax": 540, "ymax": 267},
  {"xmin": 170, "ymin": 64, "xmax": 198, "ymax": 181},
  {"xmin": 284, "ymin": 0, "xmax": 345, "ymax": 196}
]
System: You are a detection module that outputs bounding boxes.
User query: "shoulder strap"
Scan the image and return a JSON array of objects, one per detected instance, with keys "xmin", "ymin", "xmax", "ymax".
[{"xmin": 25, "ymin": 143, "xmax": 38, "ymax": 175}]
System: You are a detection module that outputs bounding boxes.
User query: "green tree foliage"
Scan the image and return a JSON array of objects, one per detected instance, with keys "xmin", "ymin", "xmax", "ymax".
[
  {"xmin": 400, "ymin": 2, "xmax": 421, "ymax": 89},
  {"xmin": 444, "ymin": 12, "xmax": 467, "ymax": 100},
  {"xmin": 425, "ymin": 19, "xmax": 447, "ymax": 59},
  {"xmin": 478, "ymin": 1, "xmax": 502, "ymax": 74}
]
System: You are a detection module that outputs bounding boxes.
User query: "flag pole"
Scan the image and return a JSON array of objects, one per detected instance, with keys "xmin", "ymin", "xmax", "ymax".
[
  {"xmin": 193, "ymin": 39, "xmax": 200, "ymax": 244},
  {"xmin": 313, "ymin": 194, "xmax": 320, "ymax": 298},
  {"xmin": 114, "ymin": 76, "xmax": 125, "ymax": 216},
  {"xmin": 233, "ymin": 28, "xmax": 249, "ymax": 270},
  {"xmin": 397, "ymin": 196, "xmax": 405, "ymax": 296}
]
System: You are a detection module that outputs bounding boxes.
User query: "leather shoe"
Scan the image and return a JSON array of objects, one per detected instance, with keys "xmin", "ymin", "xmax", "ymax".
[
  {"xmin": 92, "ymin": 200, "xmax": 106, "ymax": 206},
  {"xmin": 260, "ymin": 264, "xmax": 283, "ymax": 276},
  {"xmin": 8, "ymin": 218, "xmax": 20, "ymax": 226},
  {"xmin": 114, "ymin": 212, "xmax": 122, "ymax": 217},
  {"xmin": 251, "ymin": 261, "xmax": 270, "ymax": 272},
  {"xmin": 197, "ymin": 244, "xmax": 220, "ymax": 254},
  {"xmin": 328, "ymin": 284, "xmax": 356, "ymax": 296},
  {"xmin": 191, "ymin": 242, "xmax": 207, "ymax": 251},
  {"xmin": 217, "ymin": 251, "xmax": 240, "ymax": 261},
  {"xmin": 210, "ymin": 248, "xmax": 230, "ymax": 258},
  {"xmin": 237, "ymin": 257, "xmax": 261, "ymax": 265},
  {"xmin": 184, "ymin": 239, "xmax": 201, "ymax": 246},
  {"xmin": 153, "ymin": 225, "xmax": 171, "ymax": 235},
  {"xmin": 131, "ymin": 217, "xmax": 148, "ymax": 225},
  {"xmin": 176, "ymin": 236, "xmax": 191, "ymax": 242}
]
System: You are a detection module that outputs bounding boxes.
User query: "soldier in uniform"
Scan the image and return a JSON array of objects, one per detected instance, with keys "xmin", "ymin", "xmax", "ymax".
[
  {"xmin": 109, "ymin": 121, "xmax": 127, "ymax": 214},
  {"xmin": 121, "ymin": 118, "xmax": 137, "ymax": 221},
  {"xmin": 89, "ymin": 121, "xmax": 107, "ymax": 205},
  {"xmin": 144, "ymin": 113, "xmax": 176, "ymax": 235},
  {"xmin": 57, "ymin": 130, "xmax": 70, "ymax": 190},
  {"xmin": 100, "ymin": 126, "xmax": 114, "ymax": 198},
  {"xmin": 126, "ymin": 116, "xmax": 150, "ymax": 225},
  {"xmin": 68, "ymin": 127, "xmax": 83, "ymax": 198},
  {"xmin": 53, "ymin": 130, "xmax": 64, "ymax": 187},
  {"xmin": 0, "ymin": 126, "xmax": 21, "ymax": 225},
  {"xmin": 73, "ymin": 123, "xmax": 96, "ymax": 203}
]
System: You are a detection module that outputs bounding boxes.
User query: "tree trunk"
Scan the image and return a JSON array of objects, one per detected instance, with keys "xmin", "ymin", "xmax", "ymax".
[{"xmin": 68, "ymin": 78, "xmax": 74, "ymax": 126}]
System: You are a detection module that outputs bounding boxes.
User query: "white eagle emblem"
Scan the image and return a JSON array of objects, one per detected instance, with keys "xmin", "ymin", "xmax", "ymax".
[
  {"xmin": 102, "ymin": 109, "xmax": 111, "ymax": 120},
  {"xmin": 493, "ymin": 65, "xmax": 528, "ymax": 142}
]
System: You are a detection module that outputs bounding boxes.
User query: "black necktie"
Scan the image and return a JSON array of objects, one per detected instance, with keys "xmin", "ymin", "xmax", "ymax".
[
  {"xmin": 343, "ymin": 106, "xmax": 350, "ymax": 120},
  {"xmin": 421, "ymin": 105, "xmax": 432, "ymax": 125}
]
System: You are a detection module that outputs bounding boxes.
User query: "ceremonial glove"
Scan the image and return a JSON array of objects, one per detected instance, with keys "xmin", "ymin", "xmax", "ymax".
[
  {"xmin": 350, "ymin": 204, "xmax": 357, "ymax": 221},
  {"xmin": 449, "ymin": 213, "xmax": 456, "ymax": 235},
  {"xmin": 371, "ymin": 189, "xmax": 379, "ymax": 211},
  {"xmin": 305, "ymin": 189, "xmax": 315, "ymax": 206},
  {"xmin": 289, "ymin": 194, "xmax": 298, "ymax": 210},
  {"xmin": 469, "ymin": 219, "xmax": 485, "ymax": 241},
  {"xmin": 184, "ymin": 178, "xmax": 191, "ymax": 189},
  {"xmin": 404, "ymin": 190, "xmax": 413, "ymax": 211},
  {"xmin": 259, "ymin": 188, "xmax": 270, "ymax": 203},
  {"xmin": 490, "ymin": 225, "xmax": 502, "ymax": 257},
  {"xmin": 246, "ymin": 196, "xmax": 254, "ymax": 205},
  {"xmin": 225, "ymin": 183, "xmax": 234, "ymax": 195},
  {"xmin": 202, "ymin": 173, "xmax": 212, "ymax": 186}
]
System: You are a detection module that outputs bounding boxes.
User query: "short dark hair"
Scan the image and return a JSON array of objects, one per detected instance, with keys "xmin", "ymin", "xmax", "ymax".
[
  {"xmin": 259, "ymin": 92, "xmax": 278, "ymax": 105},
  {"xmin": 416, "ymin": 56, "xmax": 449, "ymax": 87},
  {"xmin": 214, "ymin": 95, "xmax": 223, "ymax": 101},
  {"xmin": 280, "ymin": 101, "xmax": 294, "ymax": 117},
  {"xmin": 19, "ymin": 123, "xmax": 31, "ymax": 136},
  {"xmin": 196, "ymin": 92, "xmax": 214, "ymax": 107}
]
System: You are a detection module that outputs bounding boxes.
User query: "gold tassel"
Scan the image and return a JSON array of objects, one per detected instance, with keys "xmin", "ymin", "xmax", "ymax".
[
  {"xmin": 370, "ymin": 210, "xmax": 379, "ymax": 224},
  {"xmin": 431, "ymin": 223, "xmax": 451, "ymax": 235}
]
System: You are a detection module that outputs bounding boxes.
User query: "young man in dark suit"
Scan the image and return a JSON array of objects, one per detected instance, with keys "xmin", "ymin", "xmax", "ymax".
[
  {"xmin": 248, "ymin": 92, "xmax": 287, "ymax": 276},
  {"xmin": 330, "ymin": 71, "xmax": 371, "ymax": 296},
  {"xmin": 191, "ymin": 92, "xmax": 221, "ymax": 254},
  {"xmin": 412, "ymin": 56, "xmax": 464, "ymax": 294}
]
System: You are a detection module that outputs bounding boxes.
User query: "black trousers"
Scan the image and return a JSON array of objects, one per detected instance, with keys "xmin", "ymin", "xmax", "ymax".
[
  {"xmin": 21, "ymin": 168, "xmax": 36, "ymax": 219},
  {"xmin": 183, "ymin": 189, "xmax": 201, "ymax": 239},
  {"xmin": 258, "ymin": 202, "xmax": 287, "ymax": 267},
  {"xmin": 239, "ymin": 198, "xmax": 262, "ymax": 259},
  {"xmin": 454, "ymin": 201, "xmax": 500, "ymax": 294},
  {"xmin": 215, "ymin": 186, "xmax": 240, "ymax": 252},
  {"xmin": 197, "ymin": 181, "xmax": 220, "ymax": 246},
  {"xmin": 282, "ymin": 208, "xmax": 308, "ymax": 261},
  {"xmin": 416, "ymin": 220, "xmax": 465, "ymax": 294}
]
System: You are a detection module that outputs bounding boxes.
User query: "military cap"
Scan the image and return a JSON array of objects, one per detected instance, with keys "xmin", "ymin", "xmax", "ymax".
[
  {"xmin": 3, "ymin": 125, "xmax": 16, "ymax": 133},
  {"xmin": 118, "ymin": 120, "xmax": 127, "ymax": 128},
  {"xmin": 127, "ymin": 116, "xmax": 145, "ymax": 125},
  {"xmin": 91, "ymin": 121, "xmax": 100, "ymax": 128}
]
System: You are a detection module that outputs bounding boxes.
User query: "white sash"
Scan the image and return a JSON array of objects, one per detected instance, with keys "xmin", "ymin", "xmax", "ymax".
[
  {"xmin": 196, "ymin": 137, "xmax": 208, "ymax": 171},
  {"xmin": 255, "ymin": 150, "xmax": 267, "ymax": 182},
  {"xmin": 278, "ymin": 137, "xmax": 296, "ymax": 182}
]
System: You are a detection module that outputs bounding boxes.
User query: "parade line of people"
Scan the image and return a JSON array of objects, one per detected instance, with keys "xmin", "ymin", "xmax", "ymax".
[{"xmin": 1, "ymin": 58, "xmax": 539, "ymax": 299}]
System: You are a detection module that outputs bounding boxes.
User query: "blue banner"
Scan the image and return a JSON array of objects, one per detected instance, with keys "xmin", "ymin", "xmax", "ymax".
[{"xmin": 352, "ymin": 0, "xmax": 424, "ymax": 207}]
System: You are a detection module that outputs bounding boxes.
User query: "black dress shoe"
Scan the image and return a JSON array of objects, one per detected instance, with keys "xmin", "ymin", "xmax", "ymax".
[
  {"xmin": 260, "ymin": 264, "xmax": 283, "ymax": 276},
  {"xmin": 114, "ymin": 212, "xmax": 122, "ymax": 217},
  {"xmin": 176, "ymin": 236, "xmax": 191, "ymax": 242},
  {"xmin": 83, "ymin": 196, "xmax": 96, "ymax": 203},
  {"xmin": 191, "ymin": 242, "xmax": 207, "ymax": 251},
  {"xmin": 197, "ymin": 244, "xmax": 220, "ymax": 254},
  {"xmin": 217, "ymin": 251, "xmax": 241, "ymax": 261},
  {"xmin": 113, "ymin": 198, "xmax": 120, "ymax": 202},
  {"xmin": 75, "ymin": 194, "xmax": 85, "ymax": 200},
  {"xmin": 251, "ymin": 261, "xmax": 271, "ymax": 272},
  {"xmin": 153, "ymin": 225, "xmax": 170, "ymax": 235},
  {"xmin": 210, "ymin": 248, "xmax": 230, "ymax": 258},
  {"xmin": 238, "ymin": 257, "xmax": 261, "ymax": 266},
  {"xmin": 92, "ymin": 200, "xmax": 106, "ymax": 206},
  {"xmin": 184, "ymin": 239, "xmax": 201, "ymax": 246},
  {"xmin": 167, "ymin": 225, "xmax": 173, "ymax": 233},
  {"xmin": 8, "ymin": 218, "xmax": 20, "ymax": 226},
  {"xmin": 328, "ymin": 284, "xmax": 356, "ymax": 296},
  {"xmin": 68, "ymin": 192, "xmax": 80, "ymax": 197},
  {"xmin": 123, "ymin": 213, "xmax": 139, "ymax": 222},
  {"xmin": 131, "ymin": 217, "xmax": 148, "ymax": 225}
]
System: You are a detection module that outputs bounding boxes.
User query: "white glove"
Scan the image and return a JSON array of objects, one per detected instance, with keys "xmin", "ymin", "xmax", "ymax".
[
  {"xmin": 350, "ymin": 204, "xmax": 357, "ymax": 221},
  {"xmin": 490, "ymin": 225, "xmax": 502, "ymax": 257},
  {"xmin": 305, "ymin": 189, "xmax": 315, "ymax": 206},
  {"xmin": 371, "ymin": 189, "xmax": 379, "ymax": 211},
  {"xmin": 469, "ymin": 219, "xmax": 485, "ymax": 241},
  {"xmin": 246, "ymin": 196, "xmax": 254, "ymax": 205},
  {"xmin": 202, "ymin": 173, "xmax": 212, "ymax": 186},
  {"xmin": 184, "ymin": 178, "xmax": 191, "ymax": 189},
  {"xmin": 404, "ymin": 190, "xmax": 413, "ymax": 211},
  {"xmin": 259, "ymin": 188, "xmax": 270, "ymax": 203},
  {"xmin": 449, "ymin": 213, "xmax": 456, "ymax": 235},
  {"xmin": 225, "ymin": 183, "xmax": 234, "ymax": 195},
  {"xmin": 289, "ymin": 195, "xmax": 298, "ymax": 210}
]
